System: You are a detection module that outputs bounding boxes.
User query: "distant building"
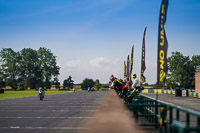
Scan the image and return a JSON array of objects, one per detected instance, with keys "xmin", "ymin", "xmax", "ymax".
[{"xmin": 195, "ymin": 65, "xmax": 200, "ymax": 93}]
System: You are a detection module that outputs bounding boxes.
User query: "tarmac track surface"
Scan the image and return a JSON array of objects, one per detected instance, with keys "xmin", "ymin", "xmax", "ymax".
[{"xmin": 0, "ymin": 91, "xmax": 107, "ymax": 133}]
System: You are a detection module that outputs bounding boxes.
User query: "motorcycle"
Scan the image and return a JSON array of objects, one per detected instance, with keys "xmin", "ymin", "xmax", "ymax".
[
  {"xmin": 123, "ymin": 86, "xmax": 144, "ymax": 104},
  {"xmin": 38, "ymin": 89, "xmax": 44, "ymax": 100},
  {"xmin": 88, "ymin": 87, "xmax": 91, "ymax": 92}
]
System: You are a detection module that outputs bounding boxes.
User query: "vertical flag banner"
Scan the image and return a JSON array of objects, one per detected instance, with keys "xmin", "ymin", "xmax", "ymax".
[
  {"xmin": 141, "ymin": 27, "xmax": 147, "ymax": 84},
  {"xmin": 127, "ymin": 55, "xmax": 130, "ymax": 78},
  {"xmin": 130, "ymin": 45, "xmax": 134, "ymax": 81},
  {"xmin": 124, "ymin": 61, "xmax": 127, "ymax": 79},
  {"xmin": 157, "ymin": 0, "xmax": 168, "ymax": 85}
]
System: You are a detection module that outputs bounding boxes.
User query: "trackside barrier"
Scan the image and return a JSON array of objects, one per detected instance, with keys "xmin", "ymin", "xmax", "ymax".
[
  {"xmin": 141, "ymin": 89, "xmax": 175, "ymax": 94},
  {"xmin": 127, "ymin": 94, "xmax": 200, "ymax": 133},
  {"xmin": 189, "ymin": 92, "xmax": 200, "ymax": 98},
  {"xmin": 141, "ymin": 89, "xmax": 200, "ymax": 99},
  {"xmin": 141, "ymin": 89, "xmax": 163, "ymax": 94}
]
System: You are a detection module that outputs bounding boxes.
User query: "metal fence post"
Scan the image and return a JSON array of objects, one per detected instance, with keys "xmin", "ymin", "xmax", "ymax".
[
  {"xmin": 176, "ymin": 110, "xmax": 180, "ymax": 121},
  {"xmin": 186, "ymin": 113, "xmax": 190, "ymax": 133},
  {"xmin": 155, "ymin": 100, "xmax": 159, "ymax": 129},
  {"xmin": 169, "ymin": 107, "xmax": 173, "ymax": 133}
]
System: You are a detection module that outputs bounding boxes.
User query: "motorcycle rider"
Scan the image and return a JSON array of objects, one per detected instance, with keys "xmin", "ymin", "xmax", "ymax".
[
  {"xmin": 38, "ymin": 87, "xmax": 45, "ymax": 99},
  {"xmin": 132, "ymin": 74, "xmax": 140, "ymax": 89},
  {"xmin": 125, "ymin": 77, "xmax": 131, "ymax": 91},
  {"xmin": 124, "ymin": 74, "xmax": 143, "ymax": 103},
  {"xmin": 110, "ymin": 75, "xmax": 128, "ymax": 98},
  {"xmin": 88, "ymin": 87, "xmax": 91, "ymax": 92}
]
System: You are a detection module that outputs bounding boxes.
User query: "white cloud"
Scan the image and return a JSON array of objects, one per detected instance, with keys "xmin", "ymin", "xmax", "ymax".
[
  {"xmin": 57, "ymin": 56, "xmax": 158, "ymax": 84},
  {"xmin": 58, "ymin": 57, "xmax": 125, "ymax": 84},
  {"xmin": 89, "ymin": 57, "xmax": 110, "ymax": 67},
  {"xmin": 65, "ymin": 60, "xmax": 81, "ymax": 68}
]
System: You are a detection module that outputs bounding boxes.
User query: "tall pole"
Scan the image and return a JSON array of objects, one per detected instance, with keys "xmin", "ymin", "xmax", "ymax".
[{"xmin": 157, "ymin": 0, "xmax": 169, "ymax": 99}]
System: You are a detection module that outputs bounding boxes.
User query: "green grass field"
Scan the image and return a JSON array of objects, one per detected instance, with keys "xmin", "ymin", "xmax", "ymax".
[{"xmin": 0, "ymin": 90, "xmax": 73, "ymax": 100}]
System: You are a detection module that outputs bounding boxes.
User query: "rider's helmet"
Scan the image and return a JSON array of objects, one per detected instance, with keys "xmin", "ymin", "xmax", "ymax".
[
  {"xmin": 39, "ymin": 87, "xmax": 43, "ymax": 91},
  {"xmin": 132, "ymin": 74, "xmax": 137, "ymax": 78},
  {"xmin": 110, "ymin": 75, "xmax": 114, "ymax": 81}
]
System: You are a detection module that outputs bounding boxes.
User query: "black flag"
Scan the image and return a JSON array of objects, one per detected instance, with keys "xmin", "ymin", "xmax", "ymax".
[
  {"xmin": 141, "ymin": 27, "xmax": 147, "ymax": 84},
  {"xmin": 124, "ymin": 61, "xmax": 127, "ymax": 79},
  {"xmin": 130, "ymin": 45, "xmax": 134, "ymax": 80},
  {"xmin": 157, "ymin": 0, "xmax": 168, "ymax": 85},
  {"xmin": 127, "ymin": 55, "xmax": 130, "ymax": 78}
]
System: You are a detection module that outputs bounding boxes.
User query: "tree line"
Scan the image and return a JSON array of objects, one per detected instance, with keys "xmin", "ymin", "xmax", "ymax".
[
  {"xmin": 62, "ymin": 76, "xmax": 107, "ymax": 90},
  {"xmin": 0, "ymin": 46, "xmax": 106, "ymax": 90},
  {"xmin": 2, "ymin": 47, "xmax": 196, "ymax": 90},
  {"xmin": 0, "ymin": 47, "xmax": 60, "ymax": 90}
]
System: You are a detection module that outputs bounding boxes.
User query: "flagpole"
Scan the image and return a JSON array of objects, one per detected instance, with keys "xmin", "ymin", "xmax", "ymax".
[
  {"xmin": 124, "ymin": 61, "xmax": 127, "ymax": 80},
  {"xmin": 156, "ymin": 0, "xmax": 168, "ymax": 100},
  {"xmin": 156, "ymin": 84, "xmax": 159, "ymax": 100},
  {"xmin": 130, "ymin": 45, "xmax": 134, "ymax": 84},
  {"xmin": 127, "ymin": 55, "xmax": 130, "ymax": 79},
  {"xmin": 140, "ymin": 27, "xmax": 147, "ymax": 86}
]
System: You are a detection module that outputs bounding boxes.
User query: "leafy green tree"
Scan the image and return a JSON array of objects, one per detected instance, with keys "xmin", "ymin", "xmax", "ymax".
[
  {"xmin": 37, "ymin": 47, "xmax": 60, "ymax": 89},
  {"xmin": 167, "ymin": 52, "xmax": 195, "ymax": 89},
  {"xmin": 19, "ymin": 48, "xmax": 42, "ymax": 89},
  {"xmin": 63, "ymin": 76, "xmax": 74, "ymax": 89},
  {"xmin": 0, "ymin": 48, "xmax": 20, "ymax": 89},
  {"xmin": 81, "ymin": 78, "xmax": 95, "ymax": 89},
  {"xmin": 94, "ymin": 79, "xmax": 101, "ymax": 90},
  {"xmin": 0, "ymin": 80, "xmax": 6, "ymax": 89},
  {"xmin": 0, "ymin": 47, "xmax": 60, "ymax": 90},
  {"xmin": 102, "ymin": 83, "xmax": 109, "ymax": 88},
  {"xmin": 0, "ymin": 64, "xmax": 5, "ymax": 88},
  {"xmin": 53, "ymin": 76, "xmax": 60, "ymax": 87},
  {"xmin": 191, "ymin": 55, "xmax": 200, "ymax": 70}
]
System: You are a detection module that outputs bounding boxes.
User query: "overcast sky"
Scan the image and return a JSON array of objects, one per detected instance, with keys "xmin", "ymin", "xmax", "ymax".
[{"xmin": 0, "ymin": 0, "xmax": 200, "ymax": 84}]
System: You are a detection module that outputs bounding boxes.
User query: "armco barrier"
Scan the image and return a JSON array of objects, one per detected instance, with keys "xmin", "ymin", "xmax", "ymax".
[
  {"xmin": 141, "ymin": 89, "xmax": 174, "ymax": 94},
  {"xmin": 189, "ymin": 92, "xmax": 200, "ymax": 98},
  {"xmin": 127, "ymin": 94, "xmax": 200, "ymax": 133},
  {"xmin": 142, "ymin": 89, "xmax": 200, "ymax": 99},
  {"xmin": 141, "ymin": 89, "xmax": 163, "ymax": 94}
]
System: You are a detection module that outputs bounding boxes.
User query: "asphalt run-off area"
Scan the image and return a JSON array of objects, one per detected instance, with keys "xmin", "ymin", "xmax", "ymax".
[{"xmin": 0, "ymin": 91, "xmax": 107, "ymax": 133}]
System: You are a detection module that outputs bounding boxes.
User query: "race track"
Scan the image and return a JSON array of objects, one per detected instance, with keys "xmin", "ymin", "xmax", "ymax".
[{"xmin": 0, "ymin": 91, "xmax": 107, "ymax": 133}]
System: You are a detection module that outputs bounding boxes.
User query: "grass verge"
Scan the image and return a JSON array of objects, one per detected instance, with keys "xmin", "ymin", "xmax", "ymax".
[{"xmin": 0, "ymin": 90, "xmax": 72, "ymax": 100}]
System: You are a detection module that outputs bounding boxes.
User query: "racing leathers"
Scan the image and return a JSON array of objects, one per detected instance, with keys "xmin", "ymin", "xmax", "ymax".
[{"xmin": 111, "ymin": 78, "xmax": 128, "ymax": 98}]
